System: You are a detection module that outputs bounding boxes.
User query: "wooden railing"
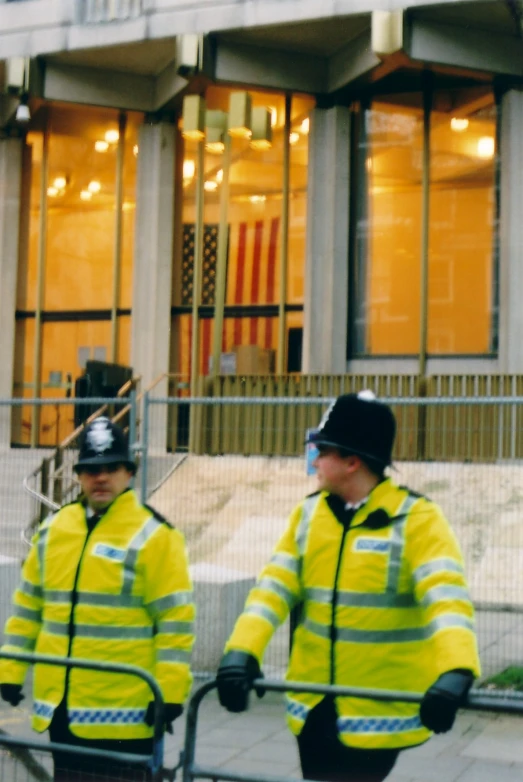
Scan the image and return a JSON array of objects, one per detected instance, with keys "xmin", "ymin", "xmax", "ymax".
[{"xmin": 188, "ymin": 374, "xmax": 523, "ymax": 461}]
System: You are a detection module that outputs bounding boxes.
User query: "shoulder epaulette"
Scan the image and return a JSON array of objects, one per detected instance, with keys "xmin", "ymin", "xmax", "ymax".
[
  {"xmin": 305, "ymin": 489, "xmax": 321, "ymax": 499},
  {"xmin": 399, "ymin": 486, "xmax": 430, "ymax": 502},
  {"xmin": 143, "ymin": 503, "xmax": 175, "ymax": 528}
]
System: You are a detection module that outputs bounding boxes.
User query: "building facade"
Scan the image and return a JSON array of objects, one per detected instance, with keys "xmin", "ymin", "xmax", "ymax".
[{"xmin": 0, "ymin": 0, "xmax": 521, "ymax": 444}]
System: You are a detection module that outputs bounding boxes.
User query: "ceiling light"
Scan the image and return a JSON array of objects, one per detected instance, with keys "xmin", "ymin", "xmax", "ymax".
[
  {"xmin": 53, "ymin": 176, "xmax": 67, "ymax": 190},
  {"xmin": 105, "ymin": 129, "xmax": 119, "ymax": 144},
  {"xmin": 289, "ymin": 132, "xmax": 300, "ymax": 145},
  {"xmin": 204, "ymin": 180, "xmax": 218, "ymax": 192},
  {"xmin": 249, "ymin": 195, "xmax": 267, "ymax": 203},
  {"xmin": 477, "ymin": 136, "xmax": 495, "ymax": 159},
  {"xmin": 450, "ymin": 117, "xmax": 469, "ymax": 132},
  {"xmin": 268, "ymin": 107, "xmax": 278, "ymax": 127},
  {"xmin": 250, "ymin": 107, "xmax": 272, "ymax": 150},
  {"xmin": 300, "ymin": 117, "xmax": 310, "ymax": 134},
  {"xmin": 80, "ymin": 190, "xmax": 92, "ymax": 201},
  {"xmin": 205, "ymin": 126, "xmax": 225, "ymax": 154},
  {"xmin": 183, "ymin": 160, "xmax": 195, "ymax": 180},
  {"xmin": 182, "ymin": 95, "xmax": 206, "ymax": 141},
  {"xmin": 87, "ymin": 180, "xmax": 101, "ymax": 193},
  {"xmin": 15, "ymin": 101, "xmax": 30, "ymax": 123},
  {"xmin": 228, "ymin": 92, "xmax": 252, "ymax": 139},
  {"xmin": 95, "ymin": 140, "xmax": 109, "ymax": 152},
  {"xmin": 47, "ymin": 186, "xmax": 59, "ymax": 197},
  {"xmin": 133, "ymin": 144, "xmax": 139, "ymax": 157},
  {"xmin": 216, "ymin": 169, "xmax": 223, "ymax": 183}
]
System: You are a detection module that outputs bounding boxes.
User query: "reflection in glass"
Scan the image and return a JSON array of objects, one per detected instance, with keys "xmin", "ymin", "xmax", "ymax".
[{"xmin": 352, "ymin": 86, "xmax": 497, "ymax": 357}]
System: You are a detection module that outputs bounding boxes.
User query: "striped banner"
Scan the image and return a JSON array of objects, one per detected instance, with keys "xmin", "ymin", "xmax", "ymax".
[{"xmin": 178, "ymin": 217, "xmax": 281, "ymax": 377}]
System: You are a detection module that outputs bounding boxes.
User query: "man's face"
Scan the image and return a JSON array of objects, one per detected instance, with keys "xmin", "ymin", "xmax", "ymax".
[
  {"xmin": 76, "ymin": 464, "xmax": 133, "ymax": 510},
  {"xmin": 312, "ymin": 445, "xmax": 355, "ymax": 495}
]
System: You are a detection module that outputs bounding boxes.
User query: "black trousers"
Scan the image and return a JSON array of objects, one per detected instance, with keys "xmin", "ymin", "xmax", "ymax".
[
  {"xmin": 49, "ymin": 701, "xmax": 153, "ymax": 782},
  {"xmin": 297, "ymin": 698, "xmax": 399, "ymax": 782}
]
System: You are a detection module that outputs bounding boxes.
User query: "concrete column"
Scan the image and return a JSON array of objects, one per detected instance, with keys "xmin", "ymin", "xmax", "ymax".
[
  {"xmin": 499, "ymin": 89, "xmax": 523, "ymax": 373},
  {"xmin": 131, "ymin": 121, "xmax": 175, "ymax": 452},
  {"xmin": 302, "ymin": 105, "xmax": 350, "ymax": 374},
  {"xmin": 0, "ymin": 137, "xmax": 23, "ymax": 447}
]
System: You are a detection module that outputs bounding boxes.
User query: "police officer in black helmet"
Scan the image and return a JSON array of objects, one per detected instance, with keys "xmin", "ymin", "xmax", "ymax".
[
  {"xmin": 0, "ymin": 416, "xmax": 195, "ymax": 782},
  {"xmin": 216, "ymin": 392, "xmax": 480, "ymax": 782}
]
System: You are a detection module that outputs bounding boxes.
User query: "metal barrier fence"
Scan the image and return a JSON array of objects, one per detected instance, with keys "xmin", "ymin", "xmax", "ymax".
[
  {"xmin": 143, "ymin": 395, "xmax": 523, "ymax": 683},
  {"xmin": 182, "ymin": 679, "xmax": 523, "ymax": 782},
  {"xmin": 3, "ymin": 394, "xmax": 523, "ymax": 685},
  {"xmin": 0, "ymin": 650, "xmax": 169, "ymax": 782}
]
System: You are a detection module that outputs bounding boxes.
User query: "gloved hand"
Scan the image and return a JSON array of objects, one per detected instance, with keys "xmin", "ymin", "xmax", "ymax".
[
  {"xmin": 145, "ymin": 702, "xmax": 183, "ymax": 734},
  {"xmin": 420, "ymin": 670, "xmax": 474, "ymax": 734},
  {"xmin": 216, "ymin": 650, "xmax": 265, "ymax": 713},
  {"xmin": 0, "ymin": 684, "xmax": 25, "ymax": 707}
]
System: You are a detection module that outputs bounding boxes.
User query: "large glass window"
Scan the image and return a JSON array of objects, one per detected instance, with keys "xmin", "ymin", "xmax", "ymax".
[
  {"xmin": 14, "ymin": 104, "xmax": 141, "ymax": 445},
  {"xmin": 352, "ymin": 83, "xmax": 497, "ymax": 357},
  {"xmin": 176, "ymin": 87, "xmax": 313, "ymax": 379}
]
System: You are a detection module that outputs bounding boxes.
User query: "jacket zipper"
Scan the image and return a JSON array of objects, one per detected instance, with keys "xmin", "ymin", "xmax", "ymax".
[
  {"xmin": 64, "ymin": 516, "xmax": 97, "ymax": 692},
  {"xmin": 329, "ymin": 520, "xmax": 351, "ymax": 685}
]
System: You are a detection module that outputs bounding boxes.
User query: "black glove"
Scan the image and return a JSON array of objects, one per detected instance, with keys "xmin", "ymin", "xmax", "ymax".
[
  {"xmin": 0, "ymin": 684, "xmax": 25, "ymax": 707},
  {"xmin": 145, "ymin": 702, "xmax": 183, "ymax": 734},
  {"xmin": 216, "ymin": 650, "xmax": 265, "ymax": 713},
  {"xmin": 420, "ymin": 670, "xmax": 474, "ymax": 734}
]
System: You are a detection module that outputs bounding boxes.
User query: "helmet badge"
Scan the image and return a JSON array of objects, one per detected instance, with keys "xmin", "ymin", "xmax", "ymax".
[{"xmin": 86, "ymin": 418, "xmax": 114, "ymax": 454}]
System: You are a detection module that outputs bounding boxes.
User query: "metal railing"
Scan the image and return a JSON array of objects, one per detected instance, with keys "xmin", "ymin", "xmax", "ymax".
[
  {"xmin": 182, "ymin": 679, "xmax": 523, "ymax": 782},
  {"xmin": 0, "ymin": 650, "xmax": 170, "ymax": 781}
]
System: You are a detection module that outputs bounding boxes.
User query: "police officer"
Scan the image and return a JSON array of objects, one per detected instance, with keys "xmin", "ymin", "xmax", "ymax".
[
  {"xmin": 216, "ymin": 392, "xmax": 480, "ymax": 782},
  {"xmin": 0, "ymin": 417, "xmax": 195, "ymax": 782}
]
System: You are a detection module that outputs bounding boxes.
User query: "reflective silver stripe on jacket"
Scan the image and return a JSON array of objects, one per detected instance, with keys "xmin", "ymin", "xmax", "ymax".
[
  {"xmin": 12, "ymin": 605, "xmax": 42, "ymax": 623},
  {"xmin": 36, "ymin": 525, "xmax": 51, "ymax": 587},
  {"xmin": 256, "ymin": 576, "xmax": 297, "ymax": 610},
  {"xmin": 19, "ymin": 580, "xmax": 43, "ymax": 599},
  {"xmin": 304, "ymin": 614, "xmax": 474, "ymax": 643},
  {"xmin": 43, "ymin": 621, "xmax": 153, "ymax": 639},
  {"xmin": 4, "ymin": 634, "xmax": 37, "ymax": 650},
  {"xmin": 44, "ymin": 590, "xmax": 144, "ymax": 608},
  {"xmin": 156, "ymin": 620, "xmax": 194, "ymax": 635},
  {"xmin": 305, "ymin": 587, "xmax": 416, "ymax": 609},
  {"xmin": 386, "ymin": 494, "xmax": 419, "ymax": 593},
  {"xmin": 269, "ymin": 552, "xmax": 300, "ymax": 576},
  {"xmin": 156, "ymin": 649, "xmax": 192, "ymax": 663},
  {"xmin": 244, "ymin": 603, "xmax": 281, "ymax": 628},
  {"xmin": 420, "ymin": 585, "xmax": 471, "ymax": 607},
  {"xmin": 296, "ymin": 495, "xmax": 321, "ymax": 558},
  {"xmin": 121, "ymin": 516, "xmax": 162, "ymax": 596},
  {"xmin": 413, "ymin": 558, "xmax": 464, "ymax": 584},
  {"xmin": 147, "ymin": 591, "xmax": 193, "ymax": 616}
]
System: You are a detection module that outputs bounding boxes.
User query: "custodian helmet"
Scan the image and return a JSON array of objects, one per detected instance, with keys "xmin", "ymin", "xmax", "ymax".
[
  {"xmin": 307, "ymin": 391, "xmax": 396, "ymax": 472},
  {"xmin": 74, "ymin": 416, "xmax": 136, "ymax": 474}
]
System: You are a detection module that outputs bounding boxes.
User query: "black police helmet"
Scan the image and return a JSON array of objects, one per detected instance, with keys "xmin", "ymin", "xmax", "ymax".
[
  {"xmin": 307, "ymin": 391, "xmax": 396, "ymax": 473},
  {"xmin": 74, "ymin": 417, "xmax": 136, "ymax": 474}
]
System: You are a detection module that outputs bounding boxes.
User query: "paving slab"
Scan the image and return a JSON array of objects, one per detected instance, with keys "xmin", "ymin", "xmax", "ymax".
[{"xmin": 462, "ymin": 716, "xmax": 523, "ymax": 764}]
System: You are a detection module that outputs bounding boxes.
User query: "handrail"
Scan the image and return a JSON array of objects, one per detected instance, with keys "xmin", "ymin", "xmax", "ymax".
[
  {"xmin": 182, "ymin": 678, "xmax": 523, "ymax": 782},
  {"xmin": 58, "ymin": 377, "xmax": 136, "ymax": 451}
]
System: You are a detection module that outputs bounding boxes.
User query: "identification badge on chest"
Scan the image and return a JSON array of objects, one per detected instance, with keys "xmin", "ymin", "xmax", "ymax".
[
  {"xmin": 353, "ymin": 536, "xmax": 391, "ymax": 554},
  {"xmin": 92, "ymin": 542, "xmax": 126, "ymax": 562}
]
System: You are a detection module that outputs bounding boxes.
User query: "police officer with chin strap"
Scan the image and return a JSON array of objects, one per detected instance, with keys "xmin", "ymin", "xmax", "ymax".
[
  {"xmin": 0, "ymin": 416, "xmax": 195, "ymax": 782},
  {"xmin": 217, "ymin": 392, "xmax": 480, "ymax": 782}
]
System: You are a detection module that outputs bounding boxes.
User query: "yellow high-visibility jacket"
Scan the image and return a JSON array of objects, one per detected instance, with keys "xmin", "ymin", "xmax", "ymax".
[
  {"xmin": 225, "ymin": 478, "xmax": 480, "ymax": 750},
  {"xmin": 0, "ymin": 489, "xmax": 195, "ymax": 740}
]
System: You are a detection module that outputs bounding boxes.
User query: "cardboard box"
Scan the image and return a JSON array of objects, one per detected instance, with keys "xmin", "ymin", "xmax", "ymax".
[{"xmin": 233, "ymin": 345, "xmax": 275, "ymax": 374}]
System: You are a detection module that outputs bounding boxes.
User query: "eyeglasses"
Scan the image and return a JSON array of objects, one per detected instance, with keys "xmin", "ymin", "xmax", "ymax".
[{"xmin": 79, "ymin": 463, "xmax": 124, "ymax": 477}]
